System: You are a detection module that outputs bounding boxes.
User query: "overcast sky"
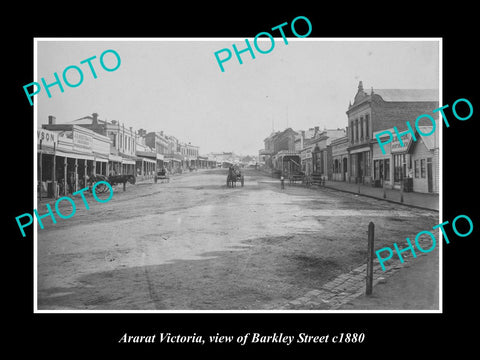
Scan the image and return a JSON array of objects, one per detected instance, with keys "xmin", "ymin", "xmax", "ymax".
[{"xmin": 35, "ymin": 39, "xmax": 439, "ymax": 155}]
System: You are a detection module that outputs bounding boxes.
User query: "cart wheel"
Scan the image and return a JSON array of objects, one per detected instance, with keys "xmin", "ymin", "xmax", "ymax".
[{"xmin": 95, "ymin": 182, "xmax": 108, "ymax": 193}]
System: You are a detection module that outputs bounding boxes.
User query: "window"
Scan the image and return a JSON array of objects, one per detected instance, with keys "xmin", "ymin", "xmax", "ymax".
[
  {"xmin": 351, "ymin": 122, "xmax": 354, "ymax": 142},
  {"xmin": 374, "ymin": 160, "xmax": 379, "ymax": 179},
  {"xmin": 394, "ymin": 154, "xmax": 404, "ymax": 182},
  {"xmin": 384, "ymin": 159, "xmax": 390, "ymax": 181},
  {"xmin": 364, "ymin": 151, "xmax": 371, "ymax": 177},
  {"xmin": 421, "ymin": 159, "xmax": 426, "ymax": 178},
  {"xmin": 365, "ymin": 114, "xmax": 369, "ymax": 139},
  {"xmin": 414, "ymin": 160, "xmax": 419, "ymax": 178},
  {"xmin": 119, "ymin": 134, "xmax": 122, "ymax": 148},
  {"xmin": 355, "ymin": 119, "xmax": 359, "ymax": 142},
  {"xmin": 360, "ymin": 117, "xmax": 364, "ymax": 140}
]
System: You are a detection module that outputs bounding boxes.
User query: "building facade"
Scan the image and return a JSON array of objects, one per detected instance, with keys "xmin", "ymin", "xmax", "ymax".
[
  {"xmin": 40, "ymin": 117, "xmax": 111, "ymax": 199},
  {"xmin": 331, "ymin": 136, "xmax": 349, "ymax": 181},
  {"xmin": 66, "ymin": 113, "xmax": 137, "ymax": 176},
  {"xmin": 346, "ymin": 81, "xmax": 438, "ymax": 189}
]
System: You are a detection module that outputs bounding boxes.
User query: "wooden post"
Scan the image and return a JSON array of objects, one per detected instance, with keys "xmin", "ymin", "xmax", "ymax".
[
  {"xmin": 39, "ymin": 150, "xmax": 43, "ymax": 201},
  {"xmin": 74, "ymin": 158, "xmax": 78, "ymax": 193},
  {"xmin": 84, "ymin": 160, "xmax": 87, "ymax": 188},
  {"xmin": 64, "ymin": 157, "xmax": 68, "ymax": 196},
  {"xmin": 123, "ymin": 181, "xmax": 126, "ymax": 192},
  {"xmin": 366, "ymin": 221, "xmax": 374, "ymax": 295},
  {"xmin": 400, "ymin": 178, "xmax": 404, "ymax": 203},
  {"xmin": 52, "ymin": 153, "xmax": 56, "ymax": 199}
]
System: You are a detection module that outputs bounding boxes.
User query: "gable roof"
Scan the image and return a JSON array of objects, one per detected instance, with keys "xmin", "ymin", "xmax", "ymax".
[{"xmin": 416, "ymin": 126, "xmax": 436, "ymax": 150}]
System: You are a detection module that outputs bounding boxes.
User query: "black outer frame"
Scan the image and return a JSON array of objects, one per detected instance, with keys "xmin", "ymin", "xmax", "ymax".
[{"xmin": 6, "ymin": 6, "xmax": 479, "ymax": 355}]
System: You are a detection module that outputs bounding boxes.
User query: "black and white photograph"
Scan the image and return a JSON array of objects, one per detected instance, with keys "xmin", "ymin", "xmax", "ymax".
[
  {"xmin": 33, "ymin": 38, "xmax": 441, "ymax": 312},
  {"xmin": 7, "ymin": 7, "xmax": 479, "ymax": 354}
]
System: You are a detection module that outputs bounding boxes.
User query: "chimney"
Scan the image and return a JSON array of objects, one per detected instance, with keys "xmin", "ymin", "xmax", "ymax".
[
  {"xmin": 48, "ymin": 115, "xmax": 56, "ymax": 125},
  {"xmin": 92, "ymin": 113, "xmax": 98, "ymax": 125},
  {"xmin": 111, "ymin": 120, "xmax": 117, "ymax": 125}
]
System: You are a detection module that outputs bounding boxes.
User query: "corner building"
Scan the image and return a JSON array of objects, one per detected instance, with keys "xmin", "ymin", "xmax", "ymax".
[{"xmin": 346, "ymin": 81, "xmax": 438, "ymax": 188}]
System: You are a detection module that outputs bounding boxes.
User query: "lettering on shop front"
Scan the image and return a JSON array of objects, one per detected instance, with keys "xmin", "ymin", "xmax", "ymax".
[
  {"xmin": 37, "ymin": 129, "xmax": 58, "ymax": 147},
  {"xmin": 375, "ymin": 98, "xmax": 473, "ymax": 155},
  {"xmin": 73, "ymin": 131, "xmax": 93, "ymax": 149}
]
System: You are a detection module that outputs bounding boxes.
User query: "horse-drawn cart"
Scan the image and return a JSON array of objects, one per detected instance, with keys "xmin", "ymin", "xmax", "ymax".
[
  {"xmin": 226, "ymin": 166, "xmax": 244, "ymax": 187},
  {"xmin": 88, "ymin": 174, "xmax": 136, "ymax": 192},
  {"xmin": 155, "ymin": 168, "xmax": 170, "ymax": 183},
  {"xmin": 305, "ymin": 172, "xmax": 325, "ymax": 187},
  {"xmin": 288, "ymin": 171, "xmax": 306, "ymax": 185}
]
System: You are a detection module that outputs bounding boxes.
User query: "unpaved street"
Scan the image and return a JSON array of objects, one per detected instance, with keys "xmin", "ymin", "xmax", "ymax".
[{"xmin": 37, "ymin": 168, "xmax": 438, "ymax": 310}]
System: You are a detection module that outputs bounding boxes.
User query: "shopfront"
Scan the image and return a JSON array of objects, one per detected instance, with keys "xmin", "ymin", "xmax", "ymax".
[
  {"xmin": 372, "ymin": 134, "xmax": 391, "ymax": 188},
  {"xmin": 300, "ymin": 147, "xmax": 312, "ymax": 175},
  {"xmin": 331, "ymin": 137, "xmax": 348, "ymax": 182},
  {"xmin": 108, "ymin": 154, "xmax": 122, "ymax": 176},
  {"xmin": 349, "ymin": 146, "xmax": 371, "ymax": 184},
  {"xmin": 410, "ymin": 132, "xmax": 438, "ymax": 193},
  {"xmin": 391, "ymin": 133, "xmax": 413, "ymax": 191},
  {"xmin": 273, "ymin": 150, "xmax": 302, "ymax": 176},
  {"xmin": 135, "ymin": 150, "xmax": 157, "ymax": 180}
]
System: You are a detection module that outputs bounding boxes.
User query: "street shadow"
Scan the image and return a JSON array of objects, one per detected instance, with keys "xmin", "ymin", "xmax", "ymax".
[{"xmin": 37, "ymin": 234, "xmax": 348, "ymax": 311}]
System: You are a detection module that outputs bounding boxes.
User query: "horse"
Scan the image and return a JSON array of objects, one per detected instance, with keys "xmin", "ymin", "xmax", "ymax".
[
  {"xmin": 109, "ymin": 174, "xmax": 136, "ymax": 186},
  {"xmin": 87, "ymin": 174, "xmax": 136, "ymax": 192},
  {"xmin": 226, "ymin": 166, "xmax": 243, "ymax": 188}
]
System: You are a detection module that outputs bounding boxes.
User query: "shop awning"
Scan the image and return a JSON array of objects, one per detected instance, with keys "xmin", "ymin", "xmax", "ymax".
[
  {"xmin": 93, "ymin": 152, "xmax": 109, "ymax": 163},
  {"xmin": 136, "ymin": 150, "xmax": 157, "ymax": 159},
  {"xmin": 349, "ymin": 146, "xmax": 370, "ymax": 154},
  {"xmin": 37, "ymin": 147, "xmax": 56, "ymax": 155},
  {"xmin": 165, "ymin": 154, "xmax": 184, "ymax": 162},
  {"xmin": 55, "ymin": 150, "xmax": 95, "ymax": 161},
  {"xmin": 137, "ymin": 157, "xmax": 156, "ymax": 164},
  {"xmin": 122, "ymin": 158, "xmax": 136, "ymax": 165},
  {"xmin": 109, "ymin": 154, "xmax": 123, "ymax": 162}
]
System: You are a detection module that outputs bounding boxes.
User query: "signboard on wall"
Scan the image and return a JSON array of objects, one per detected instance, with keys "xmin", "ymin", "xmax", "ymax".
[
  {"xmin": 37, "ymin": 129, "xmax": 58, "ymax": 148},
  {"xmin": 73, "ymin": 130, "xmax": 93, "ymax": 152},
  {"xmin": 391, "ymin": 133, "xmax": 412, "ymax": 153}
]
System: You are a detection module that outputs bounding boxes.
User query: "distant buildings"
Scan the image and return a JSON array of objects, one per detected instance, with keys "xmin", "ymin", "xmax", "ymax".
[{"xmin": 259, "ymin": 81, "xmax": 439, "ymax": 194}]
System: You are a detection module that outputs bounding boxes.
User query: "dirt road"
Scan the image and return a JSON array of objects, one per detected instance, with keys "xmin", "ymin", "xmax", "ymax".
[{"xmin": 37, "ymin": 168, "xmax": 438, "ymax": 310}]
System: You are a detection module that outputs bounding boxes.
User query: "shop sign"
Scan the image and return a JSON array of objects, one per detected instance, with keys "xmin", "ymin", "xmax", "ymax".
[
  {"xmin": 37, "ymin": 129, "xmax": 58, "ymax": 148},
  {"xmin": 73, "ymin": 130, "xmax": 93, "ymax": 151},
  {"xmin": 391, "ymin": 133, "xmax": 412, "ymax": 153}
]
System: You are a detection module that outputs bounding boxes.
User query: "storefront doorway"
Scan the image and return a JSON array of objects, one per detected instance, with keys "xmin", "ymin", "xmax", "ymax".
[{"xmin": 427, "ymin": 158, "xmax": 433, "ymax": 193}]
